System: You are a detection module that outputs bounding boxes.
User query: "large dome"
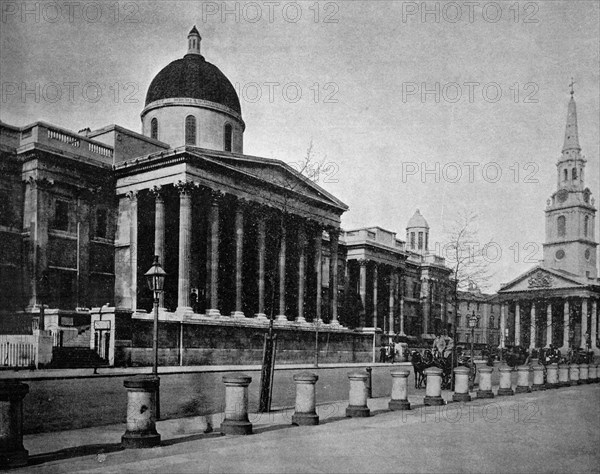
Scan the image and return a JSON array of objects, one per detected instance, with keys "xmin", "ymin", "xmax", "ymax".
[{"xmin": 145, "ymin": 54, "xmax": 241, "ymax": 115}]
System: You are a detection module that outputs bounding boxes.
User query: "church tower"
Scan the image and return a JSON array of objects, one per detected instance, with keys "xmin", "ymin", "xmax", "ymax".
[{"xmin": 543, "ymin": 84, "xmax": 597, "ymax": 279}]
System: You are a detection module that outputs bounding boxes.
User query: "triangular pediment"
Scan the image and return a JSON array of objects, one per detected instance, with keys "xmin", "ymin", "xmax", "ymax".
[
  {"xmin": 187, "ymin": 147, "xmax": 348, "ymax": 212},
  {"xmin": 499, "ymin": 265, "xmax": 587, "ymax": 293}
]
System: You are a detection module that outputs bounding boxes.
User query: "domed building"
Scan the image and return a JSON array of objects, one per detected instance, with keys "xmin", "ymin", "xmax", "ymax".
[{"xmin": 141, "ymin": 27, "xmax": 244, "ymax": 152}]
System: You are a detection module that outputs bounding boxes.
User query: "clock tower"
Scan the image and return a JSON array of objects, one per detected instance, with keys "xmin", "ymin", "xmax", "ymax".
[{"xmin": 543, "ymin": 84, "xmax": 597, "ymax": 279}]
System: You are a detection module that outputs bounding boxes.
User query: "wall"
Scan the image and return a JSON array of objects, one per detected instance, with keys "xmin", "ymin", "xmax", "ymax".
[{"xmin": 115, "ymin": 318, "xmax": 377, "ymax": 367}]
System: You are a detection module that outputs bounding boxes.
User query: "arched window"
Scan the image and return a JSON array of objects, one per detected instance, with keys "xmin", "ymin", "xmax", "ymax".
[
  {"xmin": 584, "ymin": 216, "xmax": 589, "ymax": 237},
  {"xmin": 563, "ymin": 169, "xmax": 568, "ymax": 181},
  {"xmin": 557, "ymin": 215, "xmax": 566, "ymax": 237},
  {"xmin": 572, "ymin": 167, "xmax": 577, "ymax": 180},
  {"xmin": 224, "ymin": 123, "xmax": 232, "ymax": 152},
  {"xmin": 151, "ymin": 118, "xmax": 158, "ymax": 140},
  {"xmin": 185, "ymin": 115, "xmax": 196, "ymax": 145}
]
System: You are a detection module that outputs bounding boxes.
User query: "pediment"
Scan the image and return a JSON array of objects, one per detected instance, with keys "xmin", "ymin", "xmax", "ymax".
[
  {"xmin": 499, "ymin": 266, "xmax": 586, "ymax": 293},
  {"xmin": 188, "ymin": 148, "xmax": 347, "ymax": 212}
]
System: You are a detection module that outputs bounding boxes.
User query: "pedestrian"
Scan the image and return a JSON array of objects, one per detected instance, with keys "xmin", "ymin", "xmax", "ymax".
[{"xmin": 380, "ymin": 345, "xmax": 387, "ymax": 363}]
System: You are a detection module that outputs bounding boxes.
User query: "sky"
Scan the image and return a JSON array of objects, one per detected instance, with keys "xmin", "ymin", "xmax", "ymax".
[{"xmin": 1, "ymin": 0, "xmax": 599, "ymax": 292}]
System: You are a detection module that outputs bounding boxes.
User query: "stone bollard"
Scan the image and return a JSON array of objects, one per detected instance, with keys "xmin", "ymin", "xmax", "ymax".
[
  {"xmin": 365, "ymin": 366, "xmax": 373, "ymax": 398},
  {"xmin": 346, "ymin": 372, "xmax": 370, "ymax": 417},
  {"xmin": 515, "ymin": 365, "xmax": 531, "ymax": 394},
  {"xmin": 452, "ymin": 367, "xmax": 471, "ymax": 402},
  {"xmin": 497, "ymin": 366, "xmax": 514, "ymax": 396},
  {"xmin": 476, "ymin": 366, "xmax": 494, "ymax": 399},
  {"xmin": 0, "ymin": 380, "xmax": 29, "ymax": 468},
  {"xmin": 558, "ymin": 364, "xmax": 570, "ymax": 387},
  {"xmin": 388, "ymin": 369, "xmax": 411, "ymax": 410},
  {"xmin": 531, "ymin": 365, "xmax": 546, "ymax": 391},
  {"xmin": 589, "ymin": 364, "xmax": 598, "ymax": 383},
  {"xmin": 221, "ymin": 374, "xmax": 253, "ymax": 435},
  {"xmin": 545, "ymin": 363, "xmax": 559, "ymax": 389},
  {"xmin": 423, "ymin": 367, "xmax": 444, "ymax": 406},
  {"xmin": 578, "ymin": 364, "xmax": 589, "ymax": 384},
  {"xmin": 569, "ymin": 364, "xmax": 580, "ymax": 386},
  {"xmin": 121, "ymin": 376, "xmax": 161, "ymax": 448},
  {"xmin": 291, "ymin": 372, "xmax": 319, "ymax": 426}
]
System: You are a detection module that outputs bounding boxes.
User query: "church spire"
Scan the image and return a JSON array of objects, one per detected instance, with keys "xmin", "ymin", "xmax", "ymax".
[
  {"xmin": 187, "ymin": 25, "xmax": 202, "ymax": 56},
  {"xmin": 562, "ymin": 78, "xmax": 581, "ymax": 153}
]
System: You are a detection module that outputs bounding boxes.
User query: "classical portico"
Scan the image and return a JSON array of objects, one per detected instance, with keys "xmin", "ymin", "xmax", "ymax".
[{"xmin": 114, "ymin": 147, "xmax": 348, "ymax": 331}]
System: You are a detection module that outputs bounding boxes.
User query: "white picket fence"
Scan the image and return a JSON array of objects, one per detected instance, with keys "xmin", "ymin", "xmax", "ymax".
[{"xmin": 0, "ymin": 332, "xmax": 53, "ymax": 368}]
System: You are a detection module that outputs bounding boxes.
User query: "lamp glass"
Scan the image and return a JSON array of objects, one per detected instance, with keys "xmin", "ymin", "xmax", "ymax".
[{"xmin": 145, "ymin": 255, "xmax": 167, "ymax": 292}]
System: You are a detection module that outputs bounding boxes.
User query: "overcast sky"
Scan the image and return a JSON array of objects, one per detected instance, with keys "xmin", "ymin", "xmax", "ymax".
[{"xmin": 1, "ymin": 0, "xmax": 599, "ymax": 292}]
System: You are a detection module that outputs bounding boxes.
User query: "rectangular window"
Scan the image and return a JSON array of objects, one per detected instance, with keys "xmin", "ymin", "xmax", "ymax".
[
  {"xmin": 53, "ymin": 200, "xmax": 70, "ymax": 231},
  {"xmin": 418, "ymin": 232, "xmax": 423, "ymax": 250},
  {"xmin": 410, "ymin": 232, "xmax": 415, "ymax": 249},
  {"xmin": 96, "ymin": 208, "xmax": 107, "ymax": 238}
]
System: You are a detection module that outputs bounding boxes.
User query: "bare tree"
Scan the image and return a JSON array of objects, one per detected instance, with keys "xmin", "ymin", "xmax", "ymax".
[
  {"xmin": 441, "ymin": 209, "xmax": 493, "ymax": 388},
  {"xmin": 257, "ymin": 140, "xmax": 333, "ymax": 411}
]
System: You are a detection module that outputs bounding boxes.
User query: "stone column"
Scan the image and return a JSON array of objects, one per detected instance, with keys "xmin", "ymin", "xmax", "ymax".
[
  {"xmin": 232, "ymin": 200, "xmax": 245, "ymax": 318},
  {"xmin": 423, "ymin": 367, "xmax": 444, "ymax": 406},
  {"xmin": 388, "ymin": 270, "xmax": 396, "ymax": 337},
  {"xmin": 546, "ymin": 302, "xmax": 552, "ymax": 348},
  {"xmin": 560, "ymin": 300, "xmax": 570, "ymax": 351},
  {"xmin": 591, "ymin": 300, "xmax": 598, "ymax": 355},
  {"xmin": 255, "ymin": 215, "xmax": 267, "ymax": 320},
  {"xmin": 580, "ymin": 298, "xmax": 588, "ymax": 349},
  {"xmin": 388, "ymin": 369, "xmax": 411, "ymax": 410},
  {"xmin": 477, "ymin": 367, "xmax": 494, "ymax": 399},
  {"xmin": 176, "ymin": 182, "xmax": 193, "ymax": 316},
  {"xmin": 221, "ymin": 374, "xmax": 252, "ymax": 435},
  {"xmin": 314, "ymin": 229, "xmax": 323, "ymax": 324},
  {"xmin": 499, "ymin": 303, "xmax": 506, "ymax": 349},
  {"xmin": 276, "ymin": 224, "xmax": 287, "ymax": 321},
  {"xmin": 497, "ymin": 366, "xmax": 514, "ymax": 396},
  {"xmin": 452, "ymin": 367, "xmax": 471, "ymax": 402},
  {"xmin": 207, "ymin": 191, "xmax": 222, "ymax": 317},
  {"xmin": 346, "ymin": 372, "xmax": 370, "ymax": 417},
  {"xmin": 128, "ymin": 190, "xmax": 138, "ymax": 312},
  {"xmin": 121, "ymin": 376, "xmax": 161, "ymax": 448},
  {"xmin": 529, "ymin": 302, "xmax": 536, "ymax": 350},
  {"xmin": 296, "ymin": 224, "xmax": 307, "ymax": 324},
  {"xmin": 0, "ymin": 381, "xmax": 29, "ymax": 468},
  {"xmin": 399, "ymin": 275, "xmax": 406, "ymax": 336},
  {"xmin": 421, "ymin": 277, "xmax": 430, "ymax": 335},
  {"xmin": 532, "ymin": 365, "xmax": 545, "ymax": 391},
  {"xmin": 558, "ymin": 364, "xmax": 570, "ymax": 387},
  {"xmin": 372, "ymin": 263, "xmax": 378, "ymax": 332},
  {"xmin": 515, "ymin": 366, "xmax": 531, "ymax": 393},
  {"xmin": 515, "ymin": 302, "xmax": 521, "ymax": 346},
  {"xmin": 329, "ymin": 229, "xmax": 340, "ymax": 326},
  {"xmin": 291, "ymin": 372, "xmax": 319, "ymax": 425},
  {"xmin": 151, "ymin": 186, "xmax": 165, "ymax": 309},
  {"xmin": 546, "ymin": 363, "xmax": 559, "ymax": 389},
  {"xmin": 359, "ymin": 260, "xmax": 367, "ymax": 328}
]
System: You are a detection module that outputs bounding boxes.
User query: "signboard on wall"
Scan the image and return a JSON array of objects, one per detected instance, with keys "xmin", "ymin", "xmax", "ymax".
[{"xmin": 94, "ymin": 320, "xmax": 111, "ymax": 330}]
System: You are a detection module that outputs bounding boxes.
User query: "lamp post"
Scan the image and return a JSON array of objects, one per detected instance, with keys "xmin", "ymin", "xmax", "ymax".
[
  {"xmin": 468, "ymin": 310, "xmax": 479, "ymax": 389},
  {"xmin": 144, "ymin": 255, "xmax": 166, "ymax": 419}
]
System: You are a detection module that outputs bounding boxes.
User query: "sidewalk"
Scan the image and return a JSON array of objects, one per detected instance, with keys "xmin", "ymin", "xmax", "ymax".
[{"xmin": 17, "ymin": 384, "xmax": 600, "ymax": 473}]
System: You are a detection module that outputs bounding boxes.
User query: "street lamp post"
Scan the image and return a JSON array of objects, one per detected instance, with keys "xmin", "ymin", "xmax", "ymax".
[
  {"xmin": 144, "ymin": 255, "xmax": 167, "ymax": 419},
  {"xmin": 468, "ymin": 310, "xmax": 479, "ymax": 389}
]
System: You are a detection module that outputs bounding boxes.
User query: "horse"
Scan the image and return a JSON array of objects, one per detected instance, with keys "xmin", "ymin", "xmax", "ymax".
[{"xmin": 410, "ymin": 350, "xmax": 433, "ymax": 389}]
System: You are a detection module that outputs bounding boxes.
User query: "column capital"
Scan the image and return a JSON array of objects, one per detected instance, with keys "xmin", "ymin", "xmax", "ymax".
[
  {"xmin": 236, "ymin": 197, "xmax": 250, "ymax": 212},
  {"xmin": 23, "ymin": 176, "xmax": 54, "ymax": 189},
  {"xmin": 150, "ymin": 185, "xmax": 165, "ymax": 200},
  {"xmin": 209, "ymin": 189, "xmax": 225, "ymax": 205},
  {"xmin": 327, "ymin": 227, "xmax": 341, "ymax": 239},
  {"xmin": 175, "ymin": 180, "xmax": 196, "ymax": 196},
  {"xmin": 357, "ymin": 258, "xmax": 369, "ymax": 267},
  {"xmin": 126, "ymin": 190, "xmax": 139, "ymax": 202}
]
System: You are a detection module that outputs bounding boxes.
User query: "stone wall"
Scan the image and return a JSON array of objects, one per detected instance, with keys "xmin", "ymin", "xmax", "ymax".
[{"xmin": 116, "ymin": 318, "xmax": 378, "ymax": 367}]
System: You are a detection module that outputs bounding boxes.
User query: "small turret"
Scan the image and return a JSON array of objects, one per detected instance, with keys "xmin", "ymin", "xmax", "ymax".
[{"xmin": 187, "ymin": 26, "xmax": 202, "ymax": 56}]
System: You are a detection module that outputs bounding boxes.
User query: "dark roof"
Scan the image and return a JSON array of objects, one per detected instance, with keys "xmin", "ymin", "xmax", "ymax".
[{"xmin": 145, "ymin": 55, "xmax": 241, "ymax": 114}]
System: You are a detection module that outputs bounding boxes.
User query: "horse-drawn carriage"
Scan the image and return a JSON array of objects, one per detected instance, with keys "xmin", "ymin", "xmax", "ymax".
[{"xmin": 409, "ymin": 348, "xmax": 476, "ymax": 390}]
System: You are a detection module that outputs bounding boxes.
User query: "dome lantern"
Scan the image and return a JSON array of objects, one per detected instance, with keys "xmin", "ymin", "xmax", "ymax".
[{"xmin": 187, "ymin": 25, "xmax": 202, "ymax": 57}]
